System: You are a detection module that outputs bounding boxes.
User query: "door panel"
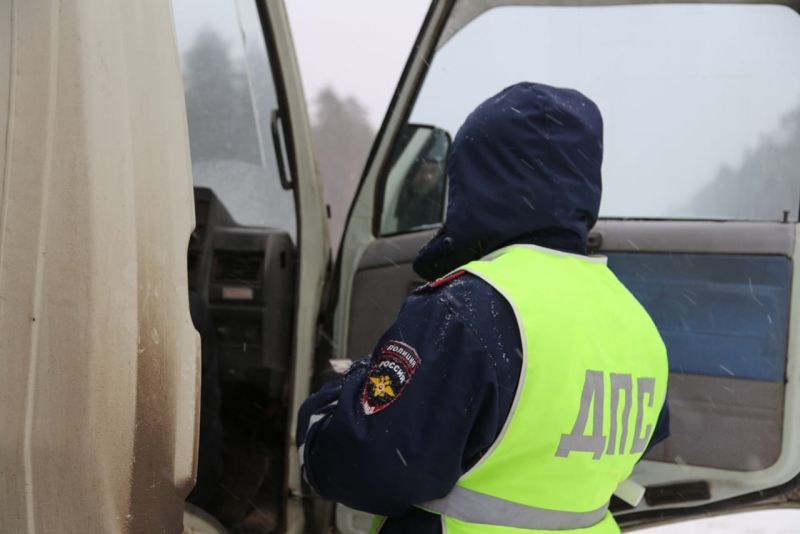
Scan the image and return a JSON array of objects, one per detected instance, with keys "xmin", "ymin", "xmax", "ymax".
[
  {"xmin": 598, "ymin": 223, "xmax": 793, "ymax": 478},
  {"xmin": 597, "ymin": 221, "xmax": 799, "ymax": 518},
  {"xmin": 0, "ymin": 0, "xmax": 198, "ymax": 532},
  {"xmin": 347, "ymin": 230, "xmax": 433, "ymax": 359},
  {"xmin": 172, "ymin": 0, "xmax": 326, "ymax": 530},
  {"xmin": 645, "ymin": 373, "xmax": 783, "ymax": 472}
]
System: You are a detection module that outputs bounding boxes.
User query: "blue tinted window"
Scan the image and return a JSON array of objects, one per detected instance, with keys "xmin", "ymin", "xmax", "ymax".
[{"xmin": 607, "ymin": 253, "xmax": 791, "ymax": 381}]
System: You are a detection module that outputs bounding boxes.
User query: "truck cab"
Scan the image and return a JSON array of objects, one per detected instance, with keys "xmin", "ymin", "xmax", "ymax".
[{"xmin": 1, "ymin": 0, "xmax": 799, "ymax": 533}]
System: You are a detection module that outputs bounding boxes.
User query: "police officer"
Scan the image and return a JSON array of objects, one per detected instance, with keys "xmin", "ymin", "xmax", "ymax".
[{"xmin": 297, "ymin": 82, "xmax": 669, "ymax": 534}]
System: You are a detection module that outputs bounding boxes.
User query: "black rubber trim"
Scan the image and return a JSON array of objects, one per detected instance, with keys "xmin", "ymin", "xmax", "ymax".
[{"xmin": 644, "ymin": 482, "xmax": 711, "ymax": 507}]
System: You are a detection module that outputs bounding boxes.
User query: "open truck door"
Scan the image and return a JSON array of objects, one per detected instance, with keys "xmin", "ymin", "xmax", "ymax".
[
  {"xmin": 170, "ymin": 0, "xmax": 327, "ymax": 532},
  {"xmin": 327, "ymin": 0, "xmax": 800, "ymax": 531},
  {"xmin": 1, "ymin": 0, "xmax": 327, "ymax": 532}
]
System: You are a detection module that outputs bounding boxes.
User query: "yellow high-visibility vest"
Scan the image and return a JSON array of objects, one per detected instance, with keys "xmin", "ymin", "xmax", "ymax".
[{"xmin": 415, "ymin": 244, "xmax": 668, "ymax": 533}]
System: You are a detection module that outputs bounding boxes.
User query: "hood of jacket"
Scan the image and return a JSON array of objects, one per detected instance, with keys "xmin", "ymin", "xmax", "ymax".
[{"xmin": 413, "ymin": 82, "xmax": 604, "ymax": 281}]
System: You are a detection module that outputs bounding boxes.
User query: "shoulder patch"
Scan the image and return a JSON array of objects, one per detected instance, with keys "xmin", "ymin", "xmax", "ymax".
[
  {"xmin": 414, "ymin": 270, "xmax": 467, "ymax": 294},
  {"xmin": 362, "ymin": 341, "xmax": 421, "ymax": 415}
]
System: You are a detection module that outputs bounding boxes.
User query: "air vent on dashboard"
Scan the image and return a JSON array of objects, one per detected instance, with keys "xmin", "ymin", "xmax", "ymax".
[{"xmin": 212, "ymin": 251, "xmax": 263, "ymax": 284}]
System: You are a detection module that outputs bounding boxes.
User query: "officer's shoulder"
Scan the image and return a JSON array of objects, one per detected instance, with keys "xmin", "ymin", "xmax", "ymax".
[
  {"xmin": 412, "ymin": 270, "xmax": 499, "ymax": 305},
  {"xmin": 412, "ymin": 270, "xmax": 470, "ymax": 295},
  {"xmin": 407, "ymin": 271, "xmax": 516, "ymax": 347}
]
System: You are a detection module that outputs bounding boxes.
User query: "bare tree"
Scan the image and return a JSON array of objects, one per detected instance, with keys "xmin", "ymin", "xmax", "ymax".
[
  {"xmin": 312, "ymin": 88, "xmax": 376, "ymax": 250},
  {"xmin": 689, "ymin": 103, "xmax": 800, "ymax": 220},
  {"xmin": 182, "ymin": 28, "xmax": 260, "ymax": 165}
]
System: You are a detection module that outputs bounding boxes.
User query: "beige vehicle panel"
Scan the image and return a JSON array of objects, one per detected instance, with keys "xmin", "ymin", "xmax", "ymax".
[{"xmin": 0, "ymin": 0, "xmax": 198, "ymax": 532}]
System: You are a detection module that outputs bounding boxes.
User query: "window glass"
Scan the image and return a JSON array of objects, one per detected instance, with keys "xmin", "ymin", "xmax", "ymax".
[
  {"xmin": 172, "ymin": 0, "xmax": 296, "ymax": 238},
  {"xmin": 407, "ymin": 4, "xmax": 800, "ymax": 221}
]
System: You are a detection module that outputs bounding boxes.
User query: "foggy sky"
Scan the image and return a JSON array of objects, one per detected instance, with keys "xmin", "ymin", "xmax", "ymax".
[{"xmin": 286, "ymin": 1, "xmax": 430, "ymax": 128}]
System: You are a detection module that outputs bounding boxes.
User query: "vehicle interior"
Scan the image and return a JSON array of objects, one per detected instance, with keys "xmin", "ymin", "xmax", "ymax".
[
  {"xmin": 173, "ymin": 0, "xmax": 301, "ymax": 531},
  {"xmin": 187, "ymin": 186, "xmax": 295, "ymax": 530}
]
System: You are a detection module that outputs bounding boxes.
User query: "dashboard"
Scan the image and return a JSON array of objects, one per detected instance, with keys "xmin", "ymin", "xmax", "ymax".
[{"xmin": 190, "ymin": 187, "xmax": 296, "ymax": 397}]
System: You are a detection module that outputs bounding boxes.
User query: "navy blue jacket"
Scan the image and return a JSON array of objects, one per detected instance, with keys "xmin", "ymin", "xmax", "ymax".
[{"xmin": 297, "ymin": 83, "xmax": 669, "ymax": 533}]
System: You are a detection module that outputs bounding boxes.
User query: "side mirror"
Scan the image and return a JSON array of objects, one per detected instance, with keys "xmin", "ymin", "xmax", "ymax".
[{"xmin": 379, "ymin": 123, "xmax": 451, "ymax": 236}]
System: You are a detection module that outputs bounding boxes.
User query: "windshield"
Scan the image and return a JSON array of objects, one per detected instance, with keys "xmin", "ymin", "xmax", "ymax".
[
  {"xmin": 408, "ymin": 4, "xmax": 800, "ymax": 221},
  {"xmin": 172, "ymin": 0, "xmax": 297, "ymax": 237}
]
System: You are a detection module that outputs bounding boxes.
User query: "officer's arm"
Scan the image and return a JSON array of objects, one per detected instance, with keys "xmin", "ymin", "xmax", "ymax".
[
  {"xmin": 296, "ymin": 290, "xmax": 503, "ymax": 517},
  {"xmin": 644, "ymin": 397, "xmax": 670, "ymax": 454}
]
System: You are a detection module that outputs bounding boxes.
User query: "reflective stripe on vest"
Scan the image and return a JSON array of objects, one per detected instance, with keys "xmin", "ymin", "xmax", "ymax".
[
  {"xmin": 422, "ymin": 486, "xmax": 609, "ymax": 530},
  {"xmin": 420, "ymin": 245, "xmax": 668, "ymax": 533}
]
